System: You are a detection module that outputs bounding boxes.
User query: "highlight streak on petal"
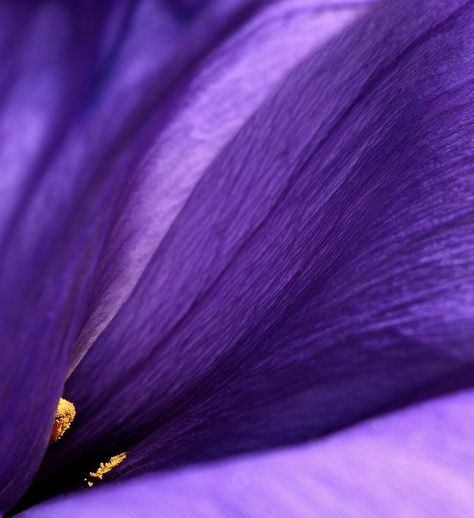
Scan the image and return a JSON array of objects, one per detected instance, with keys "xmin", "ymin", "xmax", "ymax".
[
  {"xmin": 50, "ymin": 398, "xmax": 76, "ymax": 444},
  {"xmin": 70, "ymin": 0, "xmax": 370, "ymax": 372}
]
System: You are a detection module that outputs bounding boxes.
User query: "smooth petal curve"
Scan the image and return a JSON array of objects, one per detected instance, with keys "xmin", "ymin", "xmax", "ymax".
[
  {"xmin": 29, "ymin": 0, "xmax": 474, "ymax": 500},
  {"xmin": 20, "ymin": 389, "xmax": 474, "ymax": 517}
]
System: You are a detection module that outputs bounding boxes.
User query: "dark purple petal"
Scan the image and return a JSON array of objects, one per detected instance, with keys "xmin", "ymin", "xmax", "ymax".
[
  {"xmin": 29, "ymin": 0, "xmax": 474, "ymax": 498},
  {"xmin": 20, "ymin": 390, "xmax": 474, "ymax": 517}
]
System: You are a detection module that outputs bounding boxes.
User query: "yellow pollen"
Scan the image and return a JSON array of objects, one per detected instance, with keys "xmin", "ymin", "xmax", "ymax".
[
  {"xmin": 50, "ymin": 398, "xmax": 76, "ymax": 443},
  {"xmin": 85, "ymin": 452, "xmax": 127, "ymax": 487}
]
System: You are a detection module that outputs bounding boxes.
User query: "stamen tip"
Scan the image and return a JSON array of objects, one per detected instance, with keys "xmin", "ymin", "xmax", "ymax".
[
  {"xmin": 85, "ymin": 452, "xmax": 127, "ymax": 487},
  {"xmin": 50, "ymin": 397, "xmax": 76, "ymax": 443}
]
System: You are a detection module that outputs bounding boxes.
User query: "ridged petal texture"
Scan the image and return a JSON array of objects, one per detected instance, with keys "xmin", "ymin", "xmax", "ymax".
[{"xmin": 59, "ymin": 0, "xmax": 474, "ymax": 484}]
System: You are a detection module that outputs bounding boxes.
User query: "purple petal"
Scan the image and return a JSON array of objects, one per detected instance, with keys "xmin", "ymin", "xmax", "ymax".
[
  {"xmin": 0, "ymin": 3, "xmax": 112, "ymax": 510},
  {"xmin": 1, "ymin": 1, "xmax": 260, "ymax": 511},
  {"xmin": 70, "ymin": 0, "xmax": 370, "ymax": 372},
  {"xmin": 20, "ymin": 389, "xmax": 474, "ymax": 517},
  {"xmin": 32, "ymin": 0, "xmax": 474, "ymax": 496},
  {"xmin": 16, "ymin": 0, "xmax": 373, "ymax": 507}
]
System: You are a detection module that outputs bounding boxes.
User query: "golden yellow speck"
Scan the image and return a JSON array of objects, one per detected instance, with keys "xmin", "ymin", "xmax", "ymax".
[
  {"xmin": 85, "ymin": 452, "xmax": 127, "ymax": 487},
  {"xmin": 50, "ymin": 398, "xmax": 76, "ymax": 443}
]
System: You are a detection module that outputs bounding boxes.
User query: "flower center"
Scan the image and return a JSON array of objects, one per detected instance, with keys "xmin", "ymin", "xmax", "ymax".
[{"xmin": 50, "ymin": 398, "xmax": 76, "ymax": 443}]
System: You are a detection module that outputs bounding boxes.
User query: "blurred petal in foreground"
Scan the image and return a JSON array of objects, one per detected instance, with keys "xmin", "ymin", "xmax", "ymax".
[{"xmin": 21, "ymin": 389, "xmax": 474, "ymax": 517}]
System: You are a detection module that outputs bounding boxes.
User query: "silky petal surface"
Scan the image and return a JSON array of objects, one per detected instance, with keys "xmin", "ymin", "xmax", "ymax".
[
  {"xmin": 71, "ymin": 0, "xmax": 370, "ymax": 372},
  {"xmin": 28, "ymin": 0, "xmax": 474, "ymax": 499},
  {"xmin": 0, "ymin": 1, "xmax": 260, "ymax": 511},
  {"xmin": 20, "ymin": 389, "xmax": 474, "ymax": 517}
]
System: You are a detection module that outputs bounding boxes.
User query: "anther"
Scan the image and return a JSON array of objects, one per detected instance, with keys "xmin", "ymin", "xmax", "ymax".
[
  {"xmin": 85, "ymin": 452, "xmax": 127, "ymax": 487},
  {"xmin": 50, "ymin": 398, "xmax": 76, "ymax": 443}
]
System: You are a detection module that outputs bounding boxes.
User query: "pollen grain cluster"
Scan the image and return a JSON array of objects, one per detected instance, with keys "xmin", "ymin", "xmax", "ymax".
[
  {"xmin": 85, "ymin": 452, "xmax": 127, "ymax": 487},
  {"xmin": 50, "ymin": 397, "xmax": 76, "ymax": 443}
]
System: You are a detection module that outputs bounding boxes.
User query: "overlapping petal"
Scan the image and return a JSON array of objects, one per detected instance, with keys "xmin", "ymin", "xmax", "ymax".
[
  {"xmin": 25, "ymin": 0, "xmax": 474, "ymax": 502},
  {"xmin": 6, "ymin": 1, "xmax": 375, "ymax": 507},
  {"xmin": 71, "ymin": 0, "xmax": 370, "ymax": 372},
  {"xmin": 0, "ymin": 0, "xmax": 265, "ymax": 511},
  {"xmin": 20, "ymin": 389, "xmax": 474, "ymax": 517}
]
